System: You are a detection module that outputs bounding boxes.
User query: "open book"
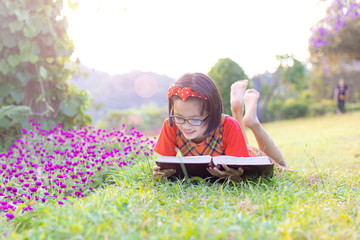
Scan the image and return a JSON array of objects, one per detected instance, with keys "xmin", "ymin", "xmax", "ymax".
[{"xmin": 156, "ymin": 155, "xmax": 274, "ymax": 180}]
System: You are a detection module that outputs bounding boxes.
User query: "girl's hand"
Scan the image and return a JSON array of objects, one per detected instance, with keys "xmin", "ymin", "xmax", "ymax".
[
  {"xmin": 152, "ymin": 165, "xmax": 176, "ymax": 180},
  {"xmin": 207, "ymin": 163, "xmax": 244, "ymax": 182}
]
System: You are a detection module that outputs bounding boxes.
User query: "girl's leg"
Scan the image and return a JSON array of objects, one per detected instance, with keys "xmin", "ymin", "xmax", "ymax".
[
  {"xmin": 242, "ymin": 89, "xmax": 286, "ymax": 167},
  {"xmin": 230, "ymin": 80, "xmax": 249, "ymax": 144}
]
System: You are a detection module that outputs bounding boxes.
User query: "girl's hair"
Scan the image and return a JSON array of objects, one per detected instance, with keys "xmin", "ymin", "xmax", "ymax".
[{"xmin": 168, "ymin": 72, "xmax": 224, "ymax": 136}]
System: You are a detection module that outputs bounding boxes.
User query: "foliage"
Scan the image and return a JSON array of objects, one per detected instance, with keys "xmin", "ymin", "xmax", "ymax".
[
  {"xmin": 281, "ymin": 98, "xmax": 309, "ymax": 119},
  {"xmin": 307, "ymin": 98, "xmax": 337, "ymax": 116},
  {"xmin": 264, "ymin": 98, "xmax": 310, "ymax": 121},
  {"xmin": 309, "ymin": 0, "xmax": 360, "ymax": 64},
  {"xmin": 276, "ymin": 54, "xmax": 308, "ymax": 97},
  {"xmin": 254, "ymin": 55, "xmax": 309, "ymax": 121},
  {"xmin": 308, "ymin": 0, "xmax": 360, "ymax": 100},
  {"xmin": 208, "ymin": 58, "xmax": 248, "ymax": 115},
  {"xmin": 0, "ymin": 0, "xmax": 91, "ymax": 149},
  {"xmin": 96, "ymin": 103, "xmax": 167, "ymax": 133},
  {"xmin": 1, "ymin": 112, "xmax": 360, "ymax": 238},
  {"xmin": 0, "ymin": 105, "xmax": 31, "ymax": 151}
]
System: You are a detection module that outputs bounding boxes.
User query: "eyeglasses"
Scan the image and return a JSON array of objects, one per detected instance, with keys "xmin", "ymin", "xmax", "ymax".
[{"xmin": 170, "ymin": 113, "xmax": 208, "ymax": 126}]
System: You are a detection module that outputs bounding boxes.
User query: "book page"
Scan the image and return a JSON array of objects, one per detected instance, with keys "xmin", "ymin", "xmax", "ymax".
[
  {"xmin": 212, "ymin": 156, "xmax": 272, "ymax": 165},
  {"xmin": 156, "ymin": 155, "xmax": 212, "ymax": 164}
]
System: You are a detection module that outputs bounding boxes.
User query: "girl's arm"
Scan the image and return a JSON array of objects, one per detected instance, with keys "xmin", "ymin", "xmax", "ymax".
[
  {"xmin": 222, "ymin": 117, "xmax": 249, "ymax": 157},
  {"xmin": 153, "ymin": 119, "xmax": 178, "ymax": 156},
  {"xmin": 153, "ymin": 119, "xmax": 178, "ymax": 180}
]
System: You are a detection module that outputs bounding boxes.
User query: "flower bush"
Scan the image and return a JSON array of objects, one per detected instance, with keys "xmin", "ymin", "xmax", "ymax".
[{"xmin": 0, "ymin": 120, "xmax": 155, "ymax": 221}]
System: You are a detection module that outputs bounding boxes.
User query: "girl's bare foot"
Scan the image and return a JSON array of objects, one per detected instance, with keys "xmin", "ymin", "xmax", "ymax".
[
  {"xmin": 243, "ymin": 89, "xmax": 261, "ymax": 129},
  {"xmin": 230, "ymin": 80, "xmax": 248, "ymax": 115}
]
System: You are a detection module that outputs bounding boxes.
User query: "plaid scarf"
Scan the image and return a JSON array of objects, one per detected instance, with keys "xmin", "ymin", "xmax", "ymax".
[{"xmin": 176, "ymin": 115, "xmax": 226, "ymax": 156}]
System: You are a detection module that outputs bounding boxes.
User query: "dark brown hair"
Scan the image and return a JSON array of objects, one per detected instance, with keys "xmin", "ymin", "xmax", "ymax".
[{"xmin": 168, "ymin": 73, "xmax": 224, "ymax": 136}]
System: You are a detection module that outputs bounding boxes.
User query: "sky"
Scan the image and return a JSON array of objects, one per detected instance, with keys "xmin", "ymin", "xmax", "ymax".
[{"xmin": 64, "ymin": 0, "xmax": 329, "ymax": 79}]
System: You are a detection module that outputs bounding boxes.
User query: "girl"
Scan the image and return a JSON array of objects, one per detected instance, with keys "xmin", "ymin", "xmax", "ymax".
[{"xmin": 153, "ymin": 73, "xmax": 286, "ymax": 182}]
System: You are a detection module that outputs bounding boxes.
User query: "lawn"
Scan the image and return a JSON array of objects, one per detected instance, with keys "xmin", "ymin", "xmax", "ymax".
[{"xmin": 1, "ymin": 112, "xmax": 359, "ymax": 239}]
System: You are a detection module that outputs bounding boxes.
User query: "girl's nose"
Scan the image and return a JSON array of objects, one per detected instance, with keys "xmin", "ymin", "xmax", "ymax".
[{"xmin": 182, "ymin": 121, "xmax": 192, "ymax": 128}]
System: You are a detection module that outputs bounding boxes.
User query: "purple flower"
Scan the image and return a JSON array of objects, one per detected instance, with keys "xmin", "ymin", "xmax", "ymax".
[
  {"xmin": 5, "ymin": 213, "xmax": 15, "ymax": 220},
  {"xmin": 58, "ymin": 201, "xmax": 64, "ymax": 205}
]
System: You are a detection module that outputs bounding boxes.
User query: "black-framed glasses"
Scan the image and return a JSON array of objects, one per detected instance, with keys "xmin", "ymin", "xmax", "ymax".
[{"xmin": 169, "ymin": 113, "xmax": 209, "ymax": 126}]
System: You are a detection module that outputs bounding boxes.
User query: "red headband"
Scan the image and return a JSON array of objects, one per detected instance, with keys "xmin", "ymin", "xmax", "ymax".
[{"xmin": 168, "ymin": 85, "xmax": 208, "ymax": 101}]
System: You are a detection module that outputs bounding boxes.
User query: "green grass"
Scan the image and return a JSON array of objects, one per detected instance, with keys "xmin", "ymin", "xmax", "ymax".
[{"xmin": 1, "ymin": 112, "xmax": 360, "ymax": 239}]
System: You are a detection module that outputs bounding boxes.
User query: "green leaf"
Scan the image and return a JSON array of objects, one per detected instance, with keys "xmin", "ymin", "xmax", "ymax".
[
  {"xmin": 9, "ymin": 20, "xmax": 24, "ymax": 33},
  {"xmin": 31, "ymin": 15, "xmax": 45, "ymax": 36},
  {"xmin": 36, "ymin": 93, "xmax": 45, "ymax": 103},
  {"xmin": 23, "ymin": 25, "xmax": 36, "ymax": 38},
  {"xmin": 14, "ymin": 9, "xmax": 29, "ymax": 21},
  {"xmin": 46, "ymin": 57, "xmax": 54, "ymax": 64},
  {"xmin": 16, "ymin": 72, "xmax": 33, "ymax": 86},
  {"xmin": 29, "ymin": 54, "xmax": 38, "ymax": 63},
  {"xmin": 59, "ymin": 100, "xmax": 78, "ymax": 117},
  {"xmin": 0, "ymin": 105, "xmax": 30, "ymax": 119},
  {"xmin": 0, "ymin": 117, "xmax": 10, "ymax": 128},
  {"xmin": 0, "ymin": 82, "xmax": 12, "ymax": 98},
  {"xmin": 0, "ymin": 60, "xmax": 9, "ymax": 75},
  {"xmin": 67, "ymin": 0, "xmax": 79, "ymax": 10},
  {"xmin": 7, "ymin": 55, "xmax": 21, "ymax": 67},
  {"xmin": 18, "ymin": 40, "xmax": 31, "ymax": 52},
  {"xmin": 10, "ymin": 90, "xmax": 25, "ymax": 104},
  {"xmin": 39, "ymin": 66, "xmax": 48, "ymax": 80},
  {"xmin": 19, "ymin": 49, "xmax": 36, "ymax": 63},
  {"xmin": 0, "ymin": 42, "xmax": 3, "ymax": 53}
]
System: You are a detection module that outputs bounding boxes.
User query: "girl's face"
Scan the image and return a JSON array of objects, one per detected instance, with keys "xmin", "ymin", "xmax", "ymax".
[{"xmin": 172, "ymin": 99, "xmax": 208, "ymax": 143}]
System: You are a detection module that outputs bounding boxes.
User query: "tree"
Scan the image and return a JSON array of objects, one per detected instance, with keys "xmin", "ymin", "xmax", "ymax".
[
  {"xmin": 208, "ymin": 58, "xmax": 248, "ymax": 115},
  {"xmin": 254, "ymin": 55, "xmax": 309, "ymax": 122},
  {"xmin": 308, "ymin": 0, "xmax": 360, "ymax": 100},
  {"xmin": 309, "ymin": 0, "xmax": 360, "ymax": 63},
  {"xmin": 0, "ymin": 0, "xmax": 90, "ymax": 150},
  {"xmin": 276, "ymin": 54, "xmax": 308, "ymax": 98}
]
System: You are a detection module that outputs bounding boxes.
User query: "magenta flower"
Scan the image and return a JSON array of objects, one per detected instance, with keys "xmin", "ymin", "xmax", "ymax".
[
  {"xmin": 0, "ymin": 120, "xmax": 154, "ymax": 217},
  {"xmin": 5, "ymin": 213, "xmax": 15, "ymax": 220}
]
